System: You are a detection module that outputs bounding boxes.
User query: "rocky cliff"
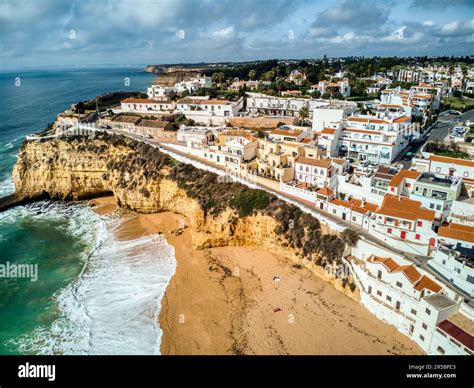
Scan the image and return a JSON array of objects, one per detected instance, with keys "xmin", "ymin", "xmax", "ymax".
[{"xmin": 11, "ymin": 132, "xmax": 358, "ymax": 297}]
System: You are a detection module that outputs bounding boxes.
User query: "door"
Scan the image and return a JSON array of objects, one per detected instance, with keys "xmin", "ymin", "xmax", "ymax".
[
  {"xmin": 401, "ymin": 231, "xmax": 406, "ymax": 240},
  {"xmin": 396, "ymin": 301, "xmax": 401, "ymax": 310},
  {"xmin": 342, "ymin": 213, "xmax": 346, "ymax": 221}
]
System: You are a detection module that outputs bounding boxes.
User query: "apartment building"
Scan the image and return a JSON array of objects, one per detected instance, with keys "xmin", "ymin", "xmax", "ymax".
[
  {"xmin": 120, "ymin": 98, "xmax": 176, "ymax": 114},
  {"xmin": 176, "ymin": 97, "xmax": 243, "ymax": 125},
  {"xmin": 337, "ymin": 113, "xmax": 414, "ymax": 164},
  {"xmin": 147, "ymin": 85, "xmax": 174, "ymax": 100},
  {"xmin": 349, "ymin": 251, "xmax": 473, "ymax": 355},
  {"xmin": 175, "ymin": 76, "xmax": 213, "ymax": 93},
  {"xmin": 246, "ymin": 93, "xmax": 329, "ymax": 117}
]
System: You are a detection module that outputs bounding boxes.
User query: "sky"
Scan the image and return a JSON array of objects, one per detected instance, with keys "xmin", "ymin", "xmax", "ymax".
[{"xmin": 0, "ymin": 0, "xmax": 473, "ymax": 70}]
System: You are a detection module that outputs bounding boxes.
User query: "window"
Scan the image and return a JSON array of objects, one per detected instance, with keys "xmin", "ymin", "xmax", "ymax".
[
  {"xmin": 411, "ymin": 308, "xmax": 417, "ymax": 316},
  {"xmin": 395, "ymin": 301, "xmax": 401, "ymax": 310},
  {"xmin": 386, "ymin": 295, "xmax": 392, "ymax": 302},
  {"xmin": 333, "ymin": 209, "xmax": 337, "ymax": 214},
  {"xmin": 422, "ymin": 323, "xmax": 427, "ymax": 330},
  {"xmin": 368, "ymin": 286, "xmax": 372, "ymax": 294},
  {"xmin": 396, "ymin": 281, "xmax": 402, "ymax": 288},
  {"xmin": 425, "ymin": 308, "xmax": 431, "ymax": 316},
  {"xmin": 436, "ymin": 204, "xmax": 441, "ymax": 211},
  {"xmin": 419, "ymin": 334, "xmax": 425, "ymax": 341},
  {"xmin": 387, "ymin": 227, "xmax": 392, "ymax": 234},
  {"xmin": 377, "ymin": 270, "xmax": 382, "ymax": 280},
  {"xmin": 437, "ymin": 346, "xmax": 445, "ymax": 355},
  {"xmin": 415, "ymin": 234, "xmax": 421, "ymax": 240},
  {"xmin": 400, "ymin": 231, "xmax": 406, "ymax": 240},
  {"xmin": 429, "ymin": 203, "xmax": 435, "ymax": 209},
  {"xmin": 464, "ymin": 171, "xmax": 469, "ymax": 177},
  {"xmin": 376, "ymin": 290, "xmax": 382, "ymax": 297},
  {"xmin": 352, "ymin": 216, "xmax": 357, "ymax": 222},
  {"xmin": 436, "ymin": 167, "xmax": 441, "ymax": 173},
  {"xmin": 417, "ymin": 221, "xmax": 423, "ymax": 227},
  {"xmin": 405, "ymin": 183, "xmax": 411, "ymax": 188}
]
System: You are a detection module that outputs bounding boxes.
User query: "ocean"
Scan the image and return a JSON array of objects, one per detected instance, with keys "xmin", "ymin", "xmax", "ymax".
[{"xmin": 0, "ymin": 67, "xmax": 176, "ymax": 354}]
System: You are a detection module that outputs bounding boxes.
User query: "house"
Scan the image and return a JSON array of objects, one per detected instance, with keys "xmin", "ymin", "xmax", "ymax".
[
  {"xmin": 437, "ymin": 223, "xmax": 474, "ymax": 256},
  {"xmin": 147, "ymin": 85, "xmax": 174, "ymax": 100},
  {"xmin": 216, "ymin": 135, "xmax": 258, "ymax": 171},
  {"xmin": 121, "ymin": 98, "xmax": 175, "ymax": 114},
  {"xmin": 409, "ymin": 173, "xmax": 463, "ymax": 220},
  {"xmin": 269, "ymin": 128, "xmax": 305, "ymax": 143},
  {"xmin": 294, "ymin": 157, "xmax": 336, "ymax": 188},
  {"xmin": 372, "ymin": 195, "xmax": 437, "ymax": 255},
  {"xmin": 288, "ymin": 69, "xmax": 306, "ymax": 85},
  {"xmin": 177, "ymin": 126, "xmax": 216, "ymax": 149},
  {"xmin": 387, "ymin": 170, "xmax": 421, "ymax": 196},
  {"xmin": 313, "ymin": 79, "xmax": 351, "ymax": 97}
]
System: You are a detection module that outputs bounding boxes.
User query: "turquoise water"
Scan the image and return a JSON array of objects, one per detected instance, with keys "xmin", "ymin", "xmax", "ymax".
[{"xmin": 0, "ymin": 68, "xmax": 166, "ymax": 354}]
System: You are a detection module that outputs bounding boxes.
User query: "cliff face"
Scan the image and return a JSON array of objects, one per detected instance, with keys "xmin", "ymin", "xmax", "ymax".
[{"xmin": 12, "ymin": 134, "xmax": 357, "ymax": 298}]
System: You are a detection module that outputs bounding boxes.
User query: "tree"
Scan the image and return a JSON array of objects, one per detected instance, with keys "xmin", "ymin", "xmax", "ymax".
[
  {"xmin": 321, "ymin": 92, "xmax": 331, "ymax": 99},
  {"xmin": 341, "ymin": 228, "xmax": 359, "ymax": 247},
  {"xmin": 311, "ymin": 90, "xmax": 321, "ymax": 99},
  {"xmin": 276, "ymin": 78, "xmax": 285, "ymax": 92},
  {"xmin": 248, "ymin": 69, "xmax": 256, "ymax": 81},
  {"xmin": 331, "ymin": 91, "xmax": 343, "ymax": 100},
  {"xmin": 212, "ymin": 72, "xmax": 225, "ymax": 85},
  {"xmin": 298, "ymin": 106, "xmax": 310, "ymax": 125}
]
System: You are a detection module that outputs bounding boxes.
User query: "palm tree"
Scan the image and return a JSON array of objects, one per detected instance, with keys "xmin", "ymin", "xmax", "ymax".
[
  {"xmin": 298, "ymin": 106, "xmax": 309, "ymax": 125},
  {"xmin": 276, "ymin": 78, "xmax": 285, "ymax": 93},
  {"xmin": 248, "ymin": 69, "xmax": 256, "ymax": 81}
]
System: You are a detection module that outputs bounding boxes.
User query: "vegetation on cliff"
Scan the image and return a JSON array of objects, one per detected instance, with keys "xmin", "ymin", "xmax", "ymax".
[{"xmin": 23, "ymin": 132, "xmax": 350, "ymax": 266}]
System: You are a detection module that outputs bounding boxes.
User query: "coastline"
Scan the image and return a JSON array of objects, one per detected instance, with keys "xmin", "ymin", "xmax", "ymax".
[{"xmin": 89, "ymin": 196, "xmax": 422, "ymax": 355}]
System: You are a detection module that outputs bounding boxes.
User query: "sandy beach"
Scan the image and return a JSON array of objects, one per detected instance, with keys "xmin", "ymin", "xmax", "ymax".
[{"xmin": 89, "ymin": 196, "xmax": 422, "ymax": 355}]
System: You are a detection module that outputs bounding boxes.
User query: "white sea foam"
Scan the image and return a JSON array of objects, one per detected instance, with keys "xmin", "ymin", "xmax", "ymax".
[
  {"xmin": 6, "ymin": 202, "xmax": 177, "ymax": 355},
  {"xmin": 0, "ymin": 176, "xmax": 15, "ymax": 197}
]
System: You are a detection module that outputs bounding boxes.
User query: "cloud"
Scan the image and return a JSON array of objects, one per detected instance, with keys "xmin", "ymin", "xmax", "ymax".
[{"xmin": 0, "ymin": 0, "xmax": 472, "ymax": 70}]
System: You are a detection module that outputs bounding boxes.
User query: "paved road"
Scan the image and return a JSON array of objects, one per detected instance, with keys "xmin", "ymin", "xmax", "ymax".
[{"xmin": 394, "ymin": 109, "xmax": 474, "ymax": 169}]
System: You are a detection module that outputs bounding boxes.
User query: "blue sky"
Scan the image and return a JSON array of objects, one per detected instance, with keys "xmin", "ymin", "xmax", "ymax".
[{"xmin": 0, "ymin": 0, "xmax": 473, "ymax": 70}]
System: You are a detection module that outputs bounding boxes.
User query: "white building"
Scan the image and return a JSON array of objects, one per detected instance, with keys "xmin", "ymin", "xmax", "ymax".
[
  {"xmin": 312, "ymin": 79, "xmax": 351, "ymax": 97},
  {"xmin": 120, "ymin": 98, "xmax": 176, "ymax": 114},
  {"xmin": 338, "ymin": 113, "xmax": 414, "ymax": 164},
  {"xmin": 176, "ymin": 126, "xmax": 216, "ymax": 149},
  {"xmin": 176, "ymin": 97, "xmax": 243, "ymax": 125},
  {"xmin": 294, "ymin": 157, "xmax": 337, "ymax": 189},
  {"xmin": 429, "ymin": 244, "xmax": 474, "ymax": 298},
  {"xmin": 349, "ymin": 248, "xmax": 473, "ymax": 355},
  {"xmin": 246, "ymin": 93, "xmax": 329, "ymax": 118},
  {"xmin": 147, "ymin": 85, "xmax": 174, "ymax": 100},
  {"xmin": 175, "ymin": 76, "xmax": 213, "ymax": 93}
]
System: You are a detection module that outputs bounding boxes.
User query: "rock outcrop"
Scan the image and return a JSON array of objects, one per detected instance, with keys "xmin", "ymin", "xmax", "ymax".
[{"xmin": 11, "ymin": 133, "xmax": 358, "ymax": 298}]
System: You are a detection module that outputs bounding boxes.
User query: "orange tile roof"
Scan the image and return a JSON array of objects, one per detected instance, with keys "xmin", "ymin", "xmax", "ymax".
[
  {"xmin": 296, "ymin": 157, "xmax": 332, "ymax": 168},
  {"xmin": 321, "ymin": 127, "xmax": 336, "ymax": 134},
  {"xmin": 389, "ymin": 170, "xmax": 421, "ymax": 187},
  {"xmin": 376, "ymin": 195, "xmax": 435, "ymax": 221},
  {"xmin": 392, "ymin": 265, "xmax": 422, "ymax": 284},
  {"xmin": 317, "ymin": 187, "xmax": 334, "ymax": 196},
  {"xmin": 393, "ymin": 116, "xmax": 411, "ymax": 123},
  {"xmin": 367, "ymin": 255, "xmax": 441, "ymax": 293},
  {"xmin": 347, "ymin": 117, "xmax": 389, "ymax": 124},
  {"xmin": 270, "ymin": 129, "xmax": 301, "ymax": 137},
  {"xmin": 430, "ymin": 155, "xmax": 474, "ymax": 168},
  {"xmin": 367, "ymin": 255, "xmax": 399, "ymax": 271},
  {"xmin": 414, "ymin": 275, "xmax": 442, "ymax": 293},
  {"xmin": 438, "ymin": 223, "xmax": 474, "ymax": 243},
  {"xmin": 330, "ymin": 198, "xmax": 375, "ymax": 215}
]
